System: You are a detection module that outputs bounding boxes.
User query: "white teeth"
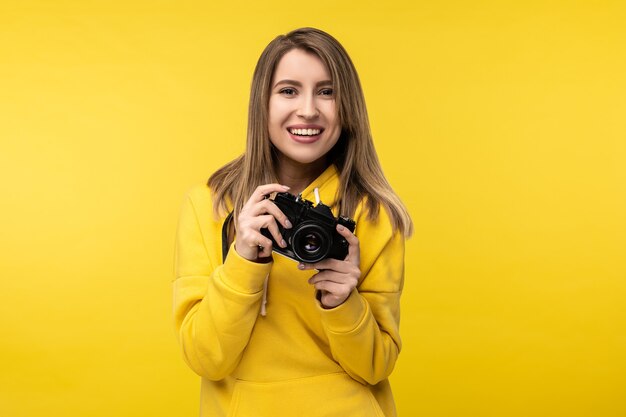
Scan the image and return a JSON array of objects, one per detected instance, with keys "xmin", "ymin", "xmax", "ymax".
[{"xmin": 289, "ymin": 128, "xmax": 321, "ymax": 136}]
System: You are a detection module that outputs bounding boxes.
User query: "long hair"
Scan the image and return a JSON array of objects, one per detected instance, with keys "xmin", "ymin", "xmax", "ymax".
[{"xmin": 208, "ymin": 27, "xmax": 413, "ymax": 237}]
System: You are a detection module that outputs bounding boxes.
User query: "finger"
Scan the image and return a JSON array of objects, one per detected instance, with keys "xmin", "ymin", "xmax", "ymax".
[
  {"xmin": 308, "ymin": 270, "xmax": 358, "ymax": 286},
  {"xmin": 263, "ymin": 218, "xmax": 287, "ymax": 249},
  {"xmin": 313, "ymin": 280, "xmax": 344, "ymax": 293},
  {"xmin": 240, "ymin": 229, "xmax": 273, "ymax": 251},
  {"xmin": 251, "ymin": 231, "xmax": 274, "ymax": 258},
  {"xmin": 249, "ymin": 215, "xmax": 286, "ymax": 248},
  {"xmin": 248, "ymin": 200, "xmax": 292, "ymax": 229},
  {"xmin": 336, "ymin": 224, "xmax": 359, "ymax": 262},
  {"xmin": 308, "ymin": 271, "xmax": 342, "ymax": 285},
  {"xmin": 250, "ymin": 184, "xmax": 291, "ymax": 203},
  {"xmin": 313, "ymin": 281, "xmax": 353, "ymax": 306},
  {"xmin": 235, "ymin": 227, "xmax": 274, "ymax": 261},
  {"xmin": 299, "ymin": 258, "xmax": 346, "ymax": 272},
  {"xmin": 257, "ymin": 241, "xmax": 273, "ymax": 258}
]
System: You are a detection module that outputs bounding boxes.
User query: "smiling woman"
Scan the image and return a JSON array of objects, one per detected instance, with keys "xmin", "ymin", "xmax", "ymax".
[{"xmin": 173, "ymin": 27, "xmax": 412, "ymax": 417}]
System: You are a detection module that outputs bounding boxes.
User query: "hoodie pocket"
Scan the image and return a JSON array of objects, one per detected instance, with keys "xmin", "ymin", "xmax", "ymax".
[{"xmin": 227, "ymin": 372, "xmax": 385, "ymax": 417}]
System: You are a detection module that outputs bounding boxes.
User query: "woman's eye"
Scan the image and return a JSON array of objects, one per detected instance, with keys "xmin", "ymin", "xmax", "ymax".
[
  {"xmin": 319, "ymin": 88, "xmax": 334, "ymax": 96},
  {"xmin": 280, "ymin": 88, "xmax": 297, "ymax": 96}
]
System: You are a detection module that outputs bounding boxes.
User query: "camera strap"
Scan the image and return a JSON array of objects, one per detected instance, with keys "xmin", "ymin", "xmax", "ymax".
[{"xmin": 221, "ymin": 211, "xmax": 233, "ymax": 263}]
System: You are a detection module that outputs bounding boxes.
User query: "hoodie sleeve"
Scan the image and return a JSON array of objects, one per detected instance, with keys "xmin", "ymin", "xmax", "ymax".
[
  {"xmin": 317, "ymin": 206, "xmax": 404, "ymax": 385},
  {"xmin": 172, "ymin": 187, "xmax": 272, "ymax": 381}
]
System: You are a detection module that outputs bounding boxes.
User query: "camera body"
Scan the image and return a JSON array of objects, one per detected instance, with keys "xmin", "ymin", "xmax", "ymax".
[{"xmin": 261, "ymin": 192, "xmax": 356, "ymax": 263}]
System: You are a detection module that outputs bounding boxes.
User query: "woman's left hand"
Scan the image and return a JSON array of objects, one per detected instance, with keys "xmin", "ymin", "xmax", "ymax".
[{"xmin": 299, "ymin": 224, "xmax": 361, "ymax": 309}]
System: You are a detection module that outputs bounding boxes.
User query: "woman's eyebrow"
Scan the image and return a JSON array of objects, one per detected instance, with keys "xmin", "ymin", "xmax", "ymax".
[{"xmin": 273, "ymin": 79, "xmax": 333, "ymax": 88}]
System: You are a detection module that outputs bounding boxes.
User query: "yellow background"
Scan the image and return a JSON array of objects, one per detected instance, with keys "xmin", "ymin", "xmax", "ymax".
[{"xmin": 1, "ymin": 1, "xmax": 625, "ymax": 416}]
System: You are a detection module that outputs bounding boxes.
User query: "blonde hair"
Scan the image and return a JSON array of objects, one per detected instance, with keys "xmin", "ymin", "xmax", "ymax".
[{"xmin": 208, "ymin": 27, "xmax": 413, "ymax": 237}]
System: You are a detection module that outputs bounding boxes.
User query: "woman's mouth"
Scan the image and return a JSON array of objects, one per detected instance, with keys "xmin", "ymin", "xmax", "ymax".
[
  {"xmin": 288, "ymin": 128, "xmax": 322, "ymax": 136},
  {"xmin": 287, "ymin": 127, "xmax": 324, "ymax": 143}
]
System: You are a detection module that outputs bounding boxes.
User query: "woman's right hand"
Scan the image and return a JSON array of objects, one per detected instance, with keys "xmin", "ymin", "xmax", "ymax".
[{"xmin": 234, "ymin": 184, "xmax": 293, "ymax": 261}]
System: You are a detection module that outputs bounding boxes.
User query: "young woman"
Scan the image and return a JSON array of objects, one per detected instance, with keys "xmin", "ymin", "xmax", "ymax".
[{"xmin": 174, "ymin": 27, "xmax": 412, "ymax": 417}]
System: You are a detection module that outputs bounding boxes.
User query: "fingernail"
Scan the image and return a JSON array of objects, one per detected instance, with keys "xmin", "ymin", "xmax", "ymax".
[
  {"xmin": 282, "ymin": 185, "xmax": 290, "ymax": 190},
  {"xmin": 337, "ymin": 224, "xmax": 345, "ymax": 231},
  {"xmin": 284, "ymin": 219, "xmax": 292, "ymax": 229},
  {"xmin": 281, "ymin": 239, "xmax": 287, "ymax": 248},
  {"xmin": 298, "ymin": 263, "xmax": 305, "ymax": 270}
]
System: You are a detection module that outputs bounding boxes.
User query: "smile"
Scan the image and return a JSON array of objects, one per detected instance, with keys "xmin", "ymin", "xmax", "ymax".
[{"xmin": 288, "ymin": 128, "xmax": 322, "ymax": 136}]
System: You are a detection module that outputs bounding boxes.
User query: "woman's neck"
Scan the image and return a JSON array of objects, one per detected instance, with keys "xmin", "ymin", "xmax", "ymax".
[{"xmin": 275, "ymin": 154, "xmax": 328, "ymax": 196}]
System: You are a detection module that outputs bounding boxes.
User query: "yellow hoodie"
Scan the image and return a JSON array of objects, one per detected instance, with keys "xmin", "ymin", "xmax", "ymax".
[{"xmin": 173, "ymin": 165, "xmax": 405, "ymax": 417}]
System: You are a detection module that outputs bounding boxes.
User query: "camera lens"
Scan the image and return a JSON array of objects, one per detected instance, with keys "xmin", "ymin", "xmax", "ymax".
[
  {"xmin": 292, "ymin": 223, "xmax": 330, "ymax": 262},
  {"xmin": 302, "ymin": 233, "xmax": 320, "ymax": 252}
]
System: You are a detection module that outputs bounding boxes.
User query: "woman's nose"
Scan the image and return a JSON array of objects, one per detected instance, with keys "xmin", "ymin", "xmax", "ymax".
[{"xmin": 296, "ymin": 95, "xmax": 319, "ymax": 119}]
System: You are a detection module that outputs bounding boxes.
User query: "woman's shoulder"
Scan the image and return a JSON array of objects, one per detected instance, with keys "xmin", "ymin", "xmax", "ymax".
[
  {"xmin": 183, "ymin": 183, "xmax": 213, "ymax": 210},
  {"xmin": 181, "ymin": 183, "xmax": 229, "ymax": 224},
  {"xmin": 353, "ymin": 198, "xmax": 395, "ymax": 240},
  {"xmin": 185, "ymin": 182, "xmax": 213, "ymax": 201}
]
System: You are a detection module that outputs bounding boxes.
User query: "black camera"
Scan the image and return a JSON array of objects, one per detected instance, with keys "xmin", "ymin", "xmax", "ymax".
[{"xmin": 261, "ymin": 192, "xmax": 356, "ymax": 263}]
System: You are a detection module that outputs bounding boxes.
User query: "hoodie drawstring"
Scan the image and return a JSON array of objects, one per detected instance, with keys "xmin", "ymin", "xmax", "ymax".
[{"xmin": 260, "ymin": 274, "xmax": 269, "ymax": 316}]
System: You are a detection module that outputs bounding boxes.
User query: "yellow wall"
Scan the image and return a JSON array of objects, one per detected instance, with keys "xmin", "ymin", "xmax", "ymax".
[{"xmin": 1, "ymin": 1, "xmax": 624, "ymax": 416}]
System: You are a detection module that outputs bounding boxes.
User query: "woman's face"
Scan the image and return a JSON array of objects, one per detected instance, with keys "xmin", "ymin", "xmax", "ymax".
[{"xmin": 268, "ymin": 48, "xmax": 341, "ymax": 169}]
